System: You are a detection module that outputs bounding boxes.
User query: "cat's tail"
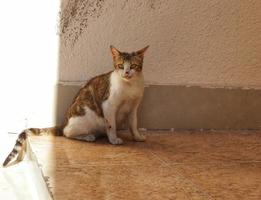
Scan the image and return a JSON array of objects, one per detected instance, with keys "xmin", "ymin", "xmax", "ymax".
[{"xmin": 2, "ymin": 126, "xmax": 63, "ymax": 167}]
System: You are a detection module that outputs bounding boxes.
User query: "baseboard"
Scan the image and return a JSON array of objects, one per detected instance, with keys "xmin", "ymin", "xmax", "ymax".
[{"xmin": 55, "ymin": 83, "xmax": 261, "ymax": 130}]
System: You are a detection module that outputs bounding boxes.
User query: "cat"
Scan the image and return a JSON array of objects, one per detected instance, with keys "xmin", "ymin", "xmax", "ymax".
[{"xmin": 3, "ymin": 45, "xmax": 149, "ymax": 167}]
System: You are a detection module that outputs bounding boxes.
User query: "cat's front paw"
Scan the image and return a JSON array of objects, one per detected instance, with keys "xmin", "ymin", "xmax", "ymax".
[
  {"xmin": 134, "ymin": 134, "xmax": 146, "ymax": 142},
  {"xmin": 109, "ymin": 137, "xmax": 123, "ymax": 145}
]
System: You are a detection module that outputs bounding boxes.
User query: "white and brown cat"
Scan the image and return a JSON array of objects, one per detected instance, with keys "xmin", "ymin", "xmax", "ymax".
[{"xmin": 3, "ymin": 45, "xmax": 149, "ymax": 167}]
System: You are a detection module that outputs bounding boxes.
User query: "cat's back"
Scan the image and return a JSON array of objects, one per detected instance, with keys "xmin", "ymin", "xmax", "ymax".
[
  {"xmin": 81, "ymin": 70, "xmax": 113, "ymax": 101},
  {"xmin": 87, "ymin": 71, "xmax": 112, "ymax": 89},
  {"xmin": 66, "ymin": 71, "xmax": 112, "ymax": 119}
]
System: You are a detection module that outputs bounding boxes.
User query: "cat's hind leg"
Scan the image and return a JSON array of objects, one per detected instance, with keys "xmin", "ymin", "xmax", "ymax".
[
  {"xmin": 63, "ymin": 126, "xmax": 97, "ymax": 142},
  {"xmin": 63, "ymin": 106, "xmax": 106, "ymax": 142},
  {"xmin": 73, "ymin": 134, "xmax": 96, "ymax": 142},
  {"xmin": 73, "ymin": 132, "xmax": 106, "ymax": 142}
]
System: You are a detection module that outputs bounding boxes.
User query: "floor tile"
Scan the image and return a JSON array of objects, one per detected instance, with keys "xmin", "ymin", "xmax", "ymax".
[
  {"xmin": 147, "ymin": 131, "xmax": 261, "ymax": 164},
  {"xmin": 30, "ymin": 134, "xmax": 159, "ymax": 167},
  {"xmin": 28, "ymin": 131, "xmax": 261, "ymax": 200},
  {"xmin": 171, "ymin": 163, "xmax": 261, "ymax": 200},
  {"xmin": 43, "ymin": 164, "xmax": 210, "ymax": 200}
]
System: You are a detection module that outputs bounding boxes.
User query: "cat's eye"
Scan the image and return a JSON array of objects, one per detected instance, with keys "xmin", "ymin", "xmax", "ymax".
[
  {"xmin": 130, "ymin": 64, "xmax": 138, "ymax": 69},
  {"xmin": 118, "ymin": 64, "xmax": 124, "ymax": 69}
]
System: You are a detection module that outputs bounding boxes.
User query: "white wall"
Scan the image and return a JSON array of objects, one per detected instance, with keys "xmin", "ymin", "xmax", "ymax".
[
  {"xmin": 59, "ymin": 0, "xmax": 261, "ymax": 89},
  {"xmin": 0, "ymin": 1, "xmax": 59, "ymax": 132}
]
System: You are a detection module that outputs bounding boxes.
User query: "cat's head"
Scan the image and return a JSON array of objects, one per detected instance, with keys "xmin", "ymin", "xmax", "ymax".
[{"xmin": 110, "ymin": 45, "xmax": 149, "ymax": 81}]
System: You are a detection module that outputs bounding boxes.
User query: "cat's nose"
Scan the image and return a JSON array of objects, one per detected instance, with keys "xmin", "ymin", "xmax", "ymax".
[{"xmin": 125, "ymin": 71, "xmax": 129, "ymax": 75}]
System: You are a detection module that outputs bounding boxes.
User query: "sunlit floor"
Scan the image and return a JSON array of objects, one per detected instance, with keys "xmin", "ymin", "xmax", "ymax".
[{"xmin": 22, "ymin": 131, "xmax": 261, "ymax": 199}]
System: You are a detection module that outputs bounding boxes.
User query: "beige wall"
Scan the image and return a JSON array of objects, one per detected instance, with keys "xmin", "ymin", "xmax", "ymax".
[
  {"xmin": 59, "ymin": 0, "xmax": 261, "ymax": 89},
  {"xmin": 57, "ymin": 0, "xmax": 261, "ymax": 129}
]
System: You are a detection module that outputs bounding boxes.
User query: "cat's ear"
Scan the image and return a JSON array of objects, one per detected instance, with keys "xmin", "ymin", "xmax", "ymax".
[
  {"xmin": 110, "ymin": 45, "xmax": 120, "ymax": 57},
  {"xmin": 136, "ymin": 45, "xmax": 149, "ymax": 56}
]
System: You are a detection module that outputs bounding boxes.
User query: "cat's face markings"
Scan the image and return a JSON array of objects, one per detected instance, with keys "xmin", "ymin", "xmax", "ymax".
[{"xmin": 110, "ymin": 45, "xmax": 149, "ymax": 81}]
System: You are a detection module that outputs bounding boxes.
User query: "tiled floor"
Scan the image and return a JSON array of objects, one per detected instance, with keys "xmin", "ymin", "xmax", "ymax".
[{"xmin": 29, "ymin": 131, "xmax": 261, "ymax": 200}]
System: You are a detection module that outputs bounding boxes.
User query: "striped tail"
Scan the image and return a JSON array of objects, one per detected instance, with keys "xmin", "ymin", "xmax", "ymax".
[{"xmin": 2, "ymin": 126, "xmax": 63, "ymax": 167}]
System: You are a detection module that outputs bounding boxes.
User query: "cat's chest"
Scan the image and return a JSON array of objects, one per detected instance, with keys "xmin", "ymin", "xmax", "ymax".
[
  {"xmin": 113, "ymin": 84, "xmax": 143, "ymax": 101},
  {"xmin": 109, "ymin": 72, "xmax": 144, "ymax": 103}
]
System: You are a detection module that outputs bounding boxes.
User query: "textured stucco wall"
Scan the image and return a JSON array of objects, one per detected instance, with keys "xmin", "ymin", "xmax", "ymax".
[{"xmin": 59, "ymin": 0, "xmax": 261, "ymax": 89}]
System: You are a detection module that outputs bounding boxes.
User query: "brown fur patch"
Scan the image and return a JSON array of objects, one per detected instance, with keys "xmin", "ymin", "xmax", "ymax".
[
  {"xmin": 113, "ymin": 52, "xmax": 144, "ymax": 71},
  {"xmin": 110, "ymin": 45, "xmax": 148, "ymax": 72},
  {"xmin": 19, "ymin": 131, "xmax": 27, "ymax": 140},
  {"xmin": 28, "ymin": 127, "xmax": 63, "ymax": 136},
  {"xmin": 65, "ymin": 71, "xmax": 112, "ymax": 124},
  {"xmin": 3, "ymin": 131, "xmax": 27, "ymax": 167}
]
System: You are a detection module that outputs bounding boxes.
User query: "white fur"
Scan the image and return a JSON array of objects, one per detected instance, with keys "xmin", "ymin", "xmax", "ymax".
[
  {"xmin": 105, "ymin": 70, "xmax": 144, "ymax": 123},
  {"xmin": 63, "ymin": 106, "xmax": 105, "ymax": 138},
  {"xmin": 63, "ymin": 70, "xmax": 144, "ymax": 143}
]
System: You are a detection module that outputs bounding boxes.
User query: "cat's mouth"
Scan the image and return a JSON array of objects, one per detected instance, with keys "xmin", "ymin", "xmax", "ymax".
[{"xmin": 122, "ymin": 75, "xmax": 132, "ymax": 80}]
